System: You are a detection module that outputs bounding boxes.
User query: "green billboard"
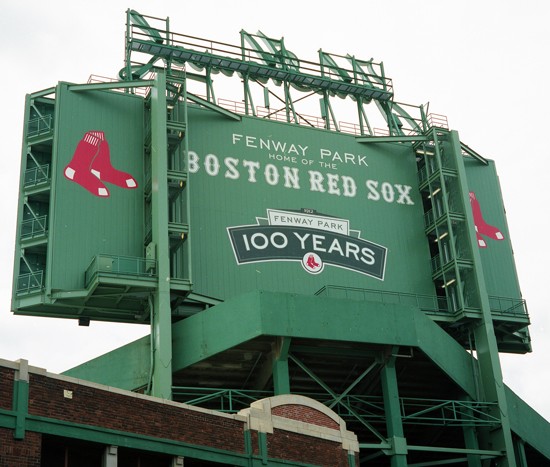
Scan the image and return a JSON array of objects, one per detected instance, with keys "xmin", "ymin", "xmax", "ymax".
[{"xmin": 185, "ymin": 106, "xmax": 434, "ymax": 300}]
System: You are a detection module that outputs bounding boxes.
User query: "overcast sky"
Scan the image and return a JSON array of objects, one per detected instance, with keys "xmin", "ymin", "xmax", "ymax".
[{"xmin": 1, "ymin": 0, "xmax": 549, "ymax": 420}]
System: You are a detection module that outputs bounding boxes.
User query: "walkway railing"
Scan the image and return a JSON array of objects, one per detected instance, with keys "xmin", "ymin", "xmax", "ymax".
[
  {"xmin": 315, "ymin": 285, "xmax": 448, "ymax": 313},
  {"xmin": 20, "ymin": 215, "xmax": 48, "ymax": 240},
  {"xmin": 172, "ymin": 386, "xmax": 500, "ymax": 428},
  {"xmin": 24, "ymin": 164, "xmax": 50, "ymax": 187},
  {"xmin": 85, "ymin": 254, "xmax": 157, "ymax": 287},
  {"xmin": 315, "ymin": 284, "xmax": 528, "ymax": 318},
  {"xmin": 27, "ymin": 115, "xmax": 53, "ymax": 138},
  {"xmin": 17, "ymin": 270, "xmax": 44, "ymax": 294}
]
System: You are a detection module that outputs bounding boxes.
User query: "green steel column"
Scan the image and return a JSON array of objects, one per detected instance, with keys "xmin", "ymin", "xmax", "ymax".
[
  {"xmin": 13, "ymin": 359, "xmax": 29, "ymax": 440},
  {"xmin": 461, "ymin": 398, "xmax": 482, "ymax": 467},
  {"xmin": 450, "ymin": 130, "xmax": 516, "ymax": 466},
  {"xmin": 380, "ymin": 348, "xmax": 407, "ymax": 467},
  {"xmin": 514, "ymin": 439, "xmax": 528, "ymax": 467},
  {"xmin": 150, "ymin": 70, "xmax": 173, "ymax": 400},
  {"xmin": 272, "ymin": 337, "xmax": 291, "ymax": 395}
]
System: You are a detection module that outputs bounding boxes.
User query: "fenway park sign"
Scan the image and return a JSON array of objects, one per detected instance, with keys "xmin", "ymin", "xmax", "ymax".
[{"xmin": 227, "ymin": 209, "xmax": 387, "ymax": 279}]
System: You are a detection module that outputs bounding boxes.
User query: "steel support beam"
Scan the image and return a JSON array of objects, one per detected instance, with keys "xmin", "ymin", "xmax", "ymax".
[
  {"xmin": 150, "ymin": 71, "xmax": 173, "ymax": 399},
  {"xmin": 68, "ymin": 79, "xmax": 155, "ymax": 92},
  {"xmin": 380, "ymin": 347, "xmax": 407, "ymax": 467},
  {"xmin": 449, "ymin": 130, "xmax": 516, "ymax": 466},
  {"xmin": 272, "ymin": 337, "xmax": 291, "ymax": 395},
  {"xmin": 356, "ymin": 135, "xmax": 429, "ymax": 144},
  {"xmin": 289, "ymin": 353, "xmax": 386, "ymax": 443}
]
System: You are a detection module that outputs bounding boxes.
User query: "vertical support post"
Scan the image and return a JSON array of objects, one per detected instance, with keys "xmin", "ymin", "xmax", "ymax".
[
  {"xmin": 150, "ymin": 70, "xmax": 173, "ymax": 400},
  {"xmin": 461, "ymin": 399, "xmax": 482, "ymax": 467},
  {"xmin": 258, "ymin": 431, "xmax": 268, "ymax": 465},
  {"xmin": 244, "ymin": 429, "xmax": 254, "ymax": 467},
  {"xmin": 514, "ymin": 439, "xmax": 528, "ymax": 467},
  {"xmin": 449, "ymin": 130, "xmax": 516, "ymax": 466},
  {"xmin": 272, "ymin": 337, "xmax": 291, "ymax": 395},
  {"xmin": 380, "ymin": 348, "xmax": 407, "ymax": 467},
  {"xmin": 13, "ymin": 359, "xmax": 29, "ymax": 440},
  {"xmin": 102, "ymin": 445, "xmax": 118, "ymax": 467},
  {"xmin": 182, "ymin": 75, "xmax": 193, "ymax": 286},
  {"xmin": 124, "ymin": 9, "xmax": 132, "ymax": 84}
]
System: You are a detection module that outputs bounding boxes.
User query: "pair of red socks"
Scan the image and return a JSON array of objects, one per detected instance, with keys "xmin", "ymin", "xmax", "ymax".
[
  {"xmin": 64, "ymin": 131, "xmax": 137, "ymax": 197},
  {"xmin": 469, "ymin": 191, "xmax": 504, "ymax": 248}
]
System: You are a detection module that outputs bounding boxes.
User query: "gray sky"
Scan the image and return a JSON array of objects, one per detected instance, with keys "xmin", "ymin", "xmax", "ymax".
[{"xmin": 1, "ymin": 0, "xmax": 549, "ymax": 420}]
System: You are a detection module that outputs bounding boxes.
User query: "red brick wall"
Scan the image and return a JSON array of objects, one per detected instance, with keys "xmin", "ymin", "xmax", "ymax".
[
  {"xmin": 0, "ymin": 368, "xmax": 13, "ymax": 410},
  {"xmin": 27, "ymin": 373, "xmax": 245, "ymax": 453},
  {"xmin": 272, "ymin": 404, "xmax": 340, "ymax": 429},
  {"xmin": 0, "ymin": 366, "xmax": 355, "ymax": 466},
  {"xmin": 0, "ymin": 428, "xmax": 41, "ymax": 467},
  {"xmin": 267, "ymin": 428, "xmax": 349, "ymax": 467}
]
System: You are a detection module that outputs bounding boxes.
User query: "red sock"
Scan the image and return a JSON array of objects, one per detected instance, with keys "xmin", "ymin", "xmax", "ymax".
[
  {"xmin": 64, "ymin": 132, "xmax": 109, "ymax": 197},
  {"xmin": 90, "ymin": 137, "xmax": 138, "ymax": 189},
  {"xmin": 475, "ymin": 229, "xmax": 487, "ymax": 248},
  {"xmin": 469, "ymin": 192, "xmax": 504, "ymax": 241}
]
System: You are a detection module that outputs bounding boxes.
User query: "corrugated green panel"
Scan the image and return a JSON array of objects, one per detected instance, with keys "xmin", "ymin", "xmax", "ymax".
[
  {"xmin": 463, "ymin": 158, "xmax": 521, "ymax": 299},
  {"xmin": 49, "ymin": 86, "xmax": 144, "ymax": 291},
  {"xmin": 186, "ymin": 106, "xmax": 434, "ymax": 300}
]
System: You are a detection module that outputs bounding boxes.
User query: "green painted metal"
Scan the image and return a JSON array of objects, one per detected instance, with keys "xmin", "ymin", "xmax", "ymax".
[
  {"xmin": 327, "ymin": 361, "xmax": 379, "ymax": 410},
  {"xmin": 63, "ymin": 336, "xmax": 151, "ymax": 390},
  {"xmin": 187, "ymin": 92, "xmax": 241, "ymax": 121},
  {"xmin": 184, "ymin": 107, "xmax": 433, "ymax": 301},
  {"xmin": 506, "ymin": 384, "xmax": 550, "ymax": 460},
  {"xmin": 66, "ymin": 290, "xmax": 477, "ymax": 398},
  {"xmin": 380, "ymin": 349, "xmax": 407, "ymax": 466},
  {"xmin": 67, "ymin": 79, "xmax": 155, "ymax": 93},
  {"xmin": 462, "ymin": 400, "xmax": 483, "ymax": 467},
  {"xmin": 272, "ymin": 337, "xmax": 291, "ymax": 395},
  {"xmin": 449, "ymin": 130, "xmax": 516, "ymax": 465},
  {"xmin": 171, "ymin": 387, "xmax": 501, "ymax": 430},
  {"xmin": 150, "ymin": 71, "xmax": 173, "ymax": 399},
  {"xmin": 289, "ymin": 352, "xmax": 386, "ymax": 443},
  {"xmin": 12, "ymin": 379, "xmax": 29, "ymax": 440},
  {"xmin": 12, "ymin": 11, "xmax": 547, "ymax": 465},
  {"xmin": 0, "ymin": 411, "xmax": 251, "ymax": 465},
  {"xmin": 170, "ymin": 292, "xmax": 476, "ymax": 396}
]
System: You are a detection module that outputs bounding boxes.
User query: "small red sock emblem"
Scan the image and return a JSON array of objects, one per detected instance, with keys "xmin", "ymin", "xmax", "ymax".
[
  {"xmin": 64, "ymin": 131, "xmax": 138, "ymax": 198},
  {"xmin": 469, "ymin": 191, "xmax": 504, "ymax": 248}
]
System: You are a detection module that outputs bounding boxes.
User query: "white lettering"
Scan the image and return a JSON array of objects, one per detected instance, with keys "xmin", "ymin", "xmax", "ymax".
[
  {"xmin": 188, "ymin": 151, "xmax": 199, "ymax": 173},
  {"xmin": 327, "ymin": 238, "xmax": 344, "ymax": 255},
  {"xmin": 395, "ymin": 184, "xmax": 414, "ymax": 205},
  {"xmin": 242, "ymin": 160, "xmax": 260, "ymax": 182},
  {"xmin": 293, "ymin": 232, "xmax": 310, "ymax": 250},
  {"xmin": 341, "ymin": 176, "xmax": 357, "ymax": 198},
  {"xmin": 264, "ymin": 164, "xmax": 280, "ymax": 186},
  {"xmin": 361, "ymin": 247, "xmax": 376, "ymax": 265},
  {"xmin": 346, "ymin": 242, "xmax": 360, "ymax": 261},
  {"xmin": 308, "ymin": 171, "xmax": 325, "ymax": 192},
  {"xmin": 283, "ymin": 167, "xmax": 300, "ymax": 189},
  {"xmin": 381, "ymin": 182, "xmax": 395, "ymax": 203},
  {"xmin": 271, "ymin": 232, "xmax": 288, "ymax": 249},
  {"xmin": 326, "ymin": 173, "xmax": 340, "ymax": 196},
  {"xmin": 245, "ymin": 136, "xmax": 257, "ymax": 148},
  {"xmin": 366, "ymin": 180, "xmax": 380, "ymax": 201},
  {"xmin": 312, "ymin": 234, "xmax": 326, "ymax": 252},
  {"xmin": 251, "ymin": 233, "xmax": 269, "ymax": 249},
  {"xmin": 224, "ymin": 157, "xmax": 240, "ymax": 180},
  {"xmin": 205, "ymin": 154, "xmax": 220, "ymax": 176},
  {"xmin": 320, "ymin": 148, "xmax": 331, "ymax": 159}
]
